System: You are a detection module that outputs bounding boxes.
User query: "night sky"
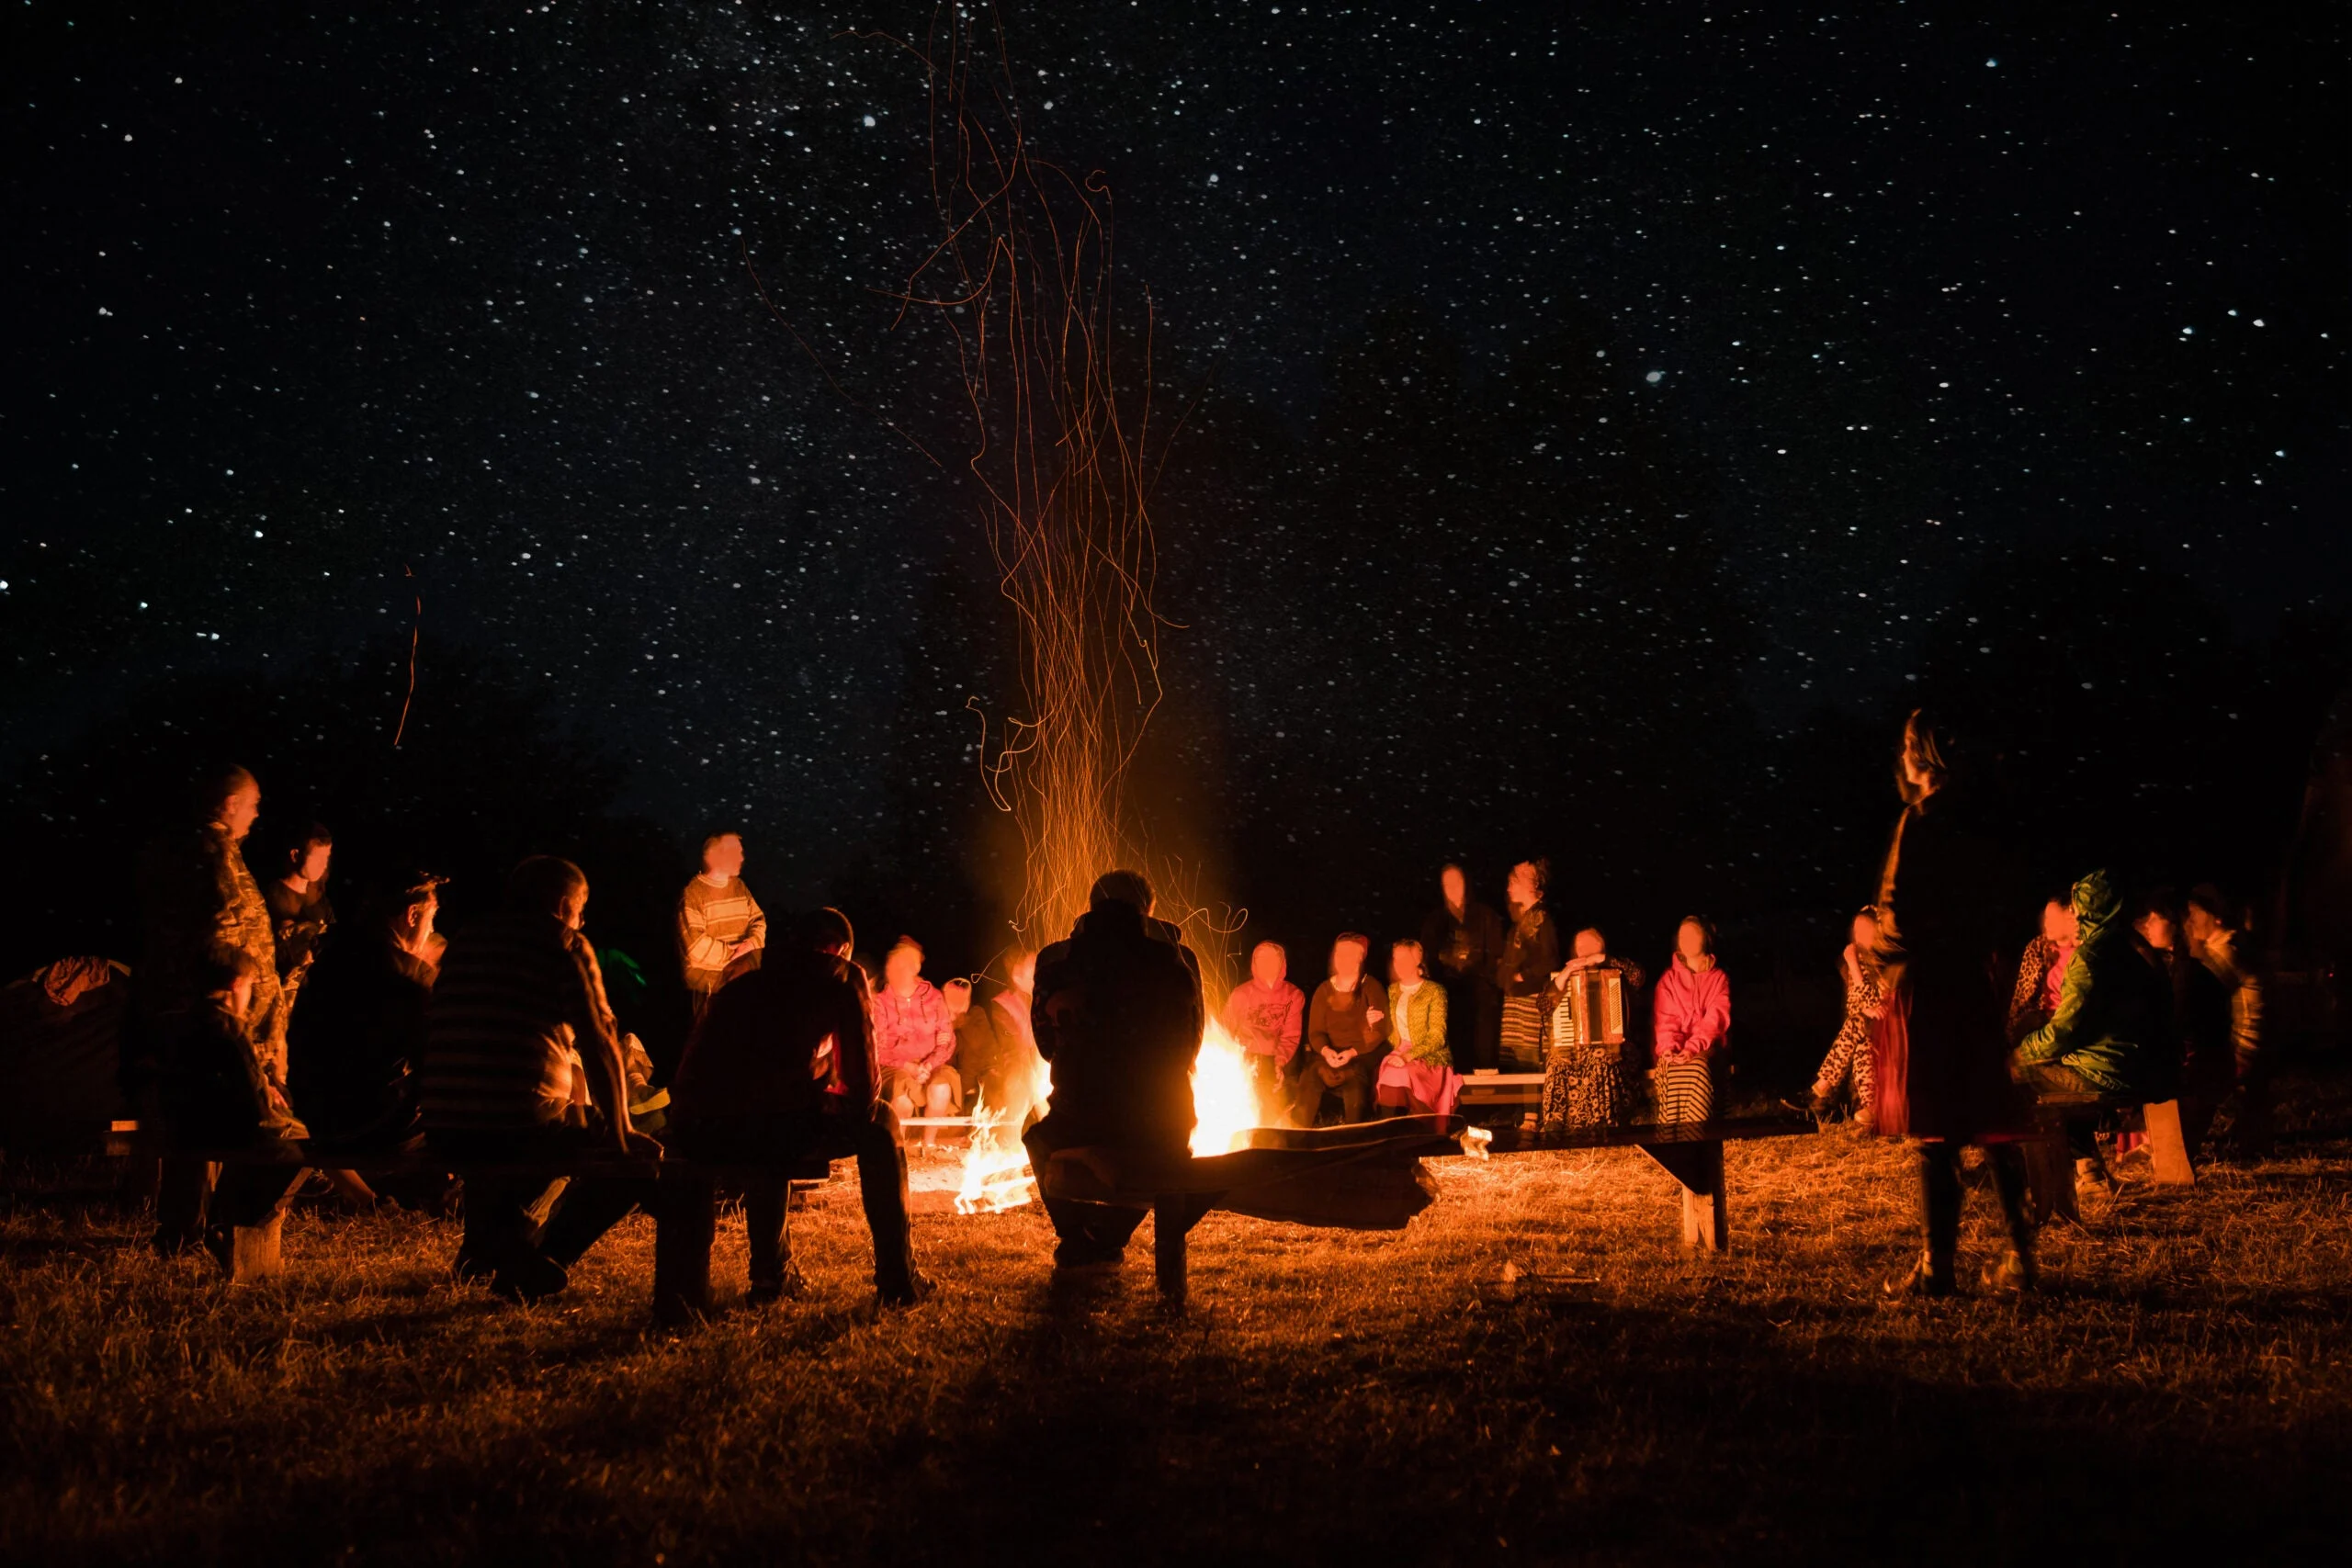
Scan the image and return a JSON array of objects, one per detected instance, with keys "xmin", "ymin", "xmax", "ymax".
[{"xmin": 6, "ymin": 4, "xmax": 2345, "ymax": 975}]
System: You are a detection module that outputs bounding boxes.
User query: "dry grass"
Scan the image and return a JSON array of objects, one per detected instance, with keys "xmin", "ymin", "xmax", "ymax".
[{"xmin": 5, "ymin": 1089, "xmax": 2349, "ymax": 1566}]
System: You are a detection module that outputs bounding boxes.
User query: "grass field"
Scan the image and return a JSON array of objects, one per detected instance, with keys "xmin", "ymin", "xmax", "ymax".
[{"xmin": 5, "ymin": 1083, "xmax": 2348, "ymax": 1565}]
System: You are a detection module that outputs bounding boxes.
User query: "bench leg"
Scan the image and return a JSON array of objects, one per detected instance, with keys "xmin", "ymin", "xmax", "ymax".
[
  {"xmin": 1153, "ymin": 1194, "xmax": 1187, "ymax": 1306},
  {"xmin": 652, "ymin": 1171, "xmax": 717, "ymax": 1325},
  {"xmin": 1640, "ymin": 1141, "xmax": 1727, "ymax": 1251},
  {"xmin": 229, "ymin": 1210, "xmax": 285, "ymax": 1285},
  {"xmin": 2142, "ymin": 1100, "xmax": 2196, "ymax": 1187}
]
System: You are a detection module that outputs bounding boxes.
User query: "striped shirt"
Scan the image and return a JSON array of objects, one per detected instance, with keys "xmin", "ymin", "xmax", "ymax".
[
  {"xmin": 423, "ymin": 910, "xmax": 613, "ymax": 1132},
  {"xmin": 677, "ymin": 875, "xmax": 767, "ymax": 993}
]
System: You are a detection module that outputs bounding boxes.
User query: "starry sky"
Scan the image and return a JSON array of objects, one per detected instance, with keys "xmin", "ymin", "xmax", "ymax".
[{"xmin": 6, "ymin": 2, "xmax": 2345, "ymax": 938}]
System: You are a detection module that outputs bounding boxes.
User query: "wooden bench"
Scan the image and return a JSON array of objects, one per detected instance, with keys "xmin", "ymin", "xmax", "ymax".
[
  {"xmin": 1476, "ymin": 1112, "xmax": 1818, "ymax": 1251},
  {"xmin": 2019, "ymin": 1090, "xmax": 2195, "ymax": 1224}
]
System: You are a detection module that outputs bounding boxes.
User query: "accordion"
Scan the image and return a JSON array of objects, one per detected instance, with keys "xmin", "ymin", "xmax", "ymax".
[{"xmin": 1548, "ymin": 965, "xmax": 1627, "ymax": 1049}]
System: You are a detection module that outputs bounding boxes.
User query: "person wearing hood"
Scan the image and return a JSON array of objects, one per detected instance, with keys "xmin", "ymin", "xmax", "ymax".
[
  {"xmin": 1651, "ymin": 917, "xmax": 1730, "ymax": 1124},
  {"xmin": 1869, "ymin": 711, "xmax": 2037, "ymax": 1297},
  {"xmin": 1023, "ymin": 870, "xmax": 1210, "ymax": 1269},
  {"xmin": 2014, "ymin": 868, "xmax": 2168, "ymax": 1198}
]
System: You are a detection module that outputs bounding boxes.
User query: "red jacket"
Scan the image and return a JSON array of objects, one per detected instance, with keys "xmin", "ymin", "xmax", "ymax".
[{"xmin": 1651, "ymin": 955, "xmax": 1730, "ymax": 1063}]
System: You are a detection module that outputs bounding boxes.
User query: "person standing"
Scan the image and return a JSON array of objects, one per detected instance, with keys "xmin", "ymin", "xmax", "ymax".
[
  {"xmin": 1419, "ymin": 864, "xmax": 1506, "ymax": 1072},
  {"xmin": 1809, "ymin": 907, "xmax": 1885, "ymax": 1128},
  {"xmin": 2185, "ymin": 884, "xmax": 2270, "ymax": 1155},
  {"xmin": 135, "ymin": 764, "xmax": 290, "ymax": 1254},
  {"xmin": 1493, "ymin": 860, "xmax": 1560, "ymax": 1073},
  {"xmin": 1870, "ymin": 711, "xmax": 2037, "ymax": 1296},
  {"xmin": 1290, "ymin": 934, "xmax": 1390, "ymax": 1126},
  {"xmin": 1651, "ymin": 918, "xmax": 1731, "ymax": 1124},
  {"xmin": 676, "ymin": 832, "xmax": 767, "ymax": 1021},
  {"xmin": 1221, "ymin": 941, "xmax": 1306, "ymax": 1121},
  {"xmin": 264, "ymin": 822, "xmax": 336, "ymax": 1013},
  {"xmin": 158, "ymin": 945, "xmax": 309, "ymax": 1273}
]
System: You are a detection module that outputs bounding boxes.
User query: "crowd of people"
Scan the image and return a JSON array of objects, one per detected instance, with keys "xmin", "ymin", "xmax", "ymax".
[{"xmin": 3, "ymin": 704, "xmax": 2277, "ymax": 1307}]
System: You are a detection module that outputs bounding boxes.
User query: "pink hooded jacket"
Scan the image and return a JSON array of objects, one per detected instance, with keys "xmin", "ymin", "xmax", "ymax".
[{"xmin": 1651, "ymin": 954, "xmax": 1730, "ymax": 1063}]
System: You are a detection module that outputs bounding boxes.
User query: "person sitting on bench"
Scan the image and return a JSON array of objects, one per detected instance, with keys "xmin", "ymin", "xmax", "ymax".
[
  {"xmin": 1288, "ymin": 933, "xmax": 1390, "ymax": 1127},
  {"xmin": 1023, "ymin": 870, "xmax": 1210, "ymax": 1269},
  {"xmin": 1376, "ymin": 939, "xmax": 1458, "ymax": 1118},
  {"xmin": 162, "ymin": 944, "xmax": 309, "ymax": 1275},
  {"xmin": 1222, "ymin": 941, "xmax": 1305, "ymax": 1124},
  {"xmin": 421, "ymin": 856, "xmax": 662, "ymax": 1303},
  {"xmin": 2014, "ymin": 869, "xmax": 2164, "ymax": 1202},
  {"xmin": 288, "ymin": 870, "xmax": 444, "ymax": 1154},
  {"xmin": 669, "ymin": 907, "xmax": 925, "ymax": 1306},
  {"xmin": 873, "ymin": 937, "xmax": 960, "ymax": 1149}
]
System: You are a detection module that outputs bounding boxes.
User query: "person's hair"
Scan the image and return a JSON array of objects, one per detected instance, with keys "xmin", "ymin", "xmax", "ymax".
[
  {"xmin": 2042, "ymin": 886, "xmax": 2075, "ymax": 912},
  {"xmin": 1251, "ymin": 939, "xmax": 1287, "ymax": 962},
  {"xmin": 798, "ymin": 906, "xmax": 854, "ymax": 953},
  {"xmin": 1576, "ymin": 925, "xmax": 1607, "ymax": 949},
  {"xmin": 700, "ymin": 832, "xmax": 740, "ymax": 858},
  {"xmin": 1333, "ymin": 931, "xmax": 1372, "ymax": 956},
  {"xmin": 1677, "ymin": 915, "xmax": 1718, "ymax": 956},
  {"xmin": 1853, "ymin": 905, "xmax": 1878, "ymax": 923},
  {"xmin": 2130, "ymin": 886, "xmax": 2184, "ymax": 928},
  {"xmin": 282, "ymin": 820, "xmax": 334, "ymax": 867},
  {"xmin": 1440, "ymin": 861, "xmax": 1468, "ymax": 884},
  {"xmin": 193, "ymin": 763, "xmax": 257, "ymax": 819},
  {"xmin": 1089, "ymin": 869, "xmax": 1154, "ymax": 913},
  {"xmin": 196, "ymin": 942, "xmax": 263, "ymax": 993},
  {"xmin": 386, "ymin": 870, "xmax": 445, "ymax": 917},
  {"xmin": 1513, "ymin": 858, "xmax": 1551, "ymax": 900},
  {"xmin": 2188, "ymin": 883, "xmax": 2242, "ymax": 929},
  {"xmin": 506, "ymin": 855, "xmax": 588, "ymax": 916},
  {"xmin": 886, "ymin": 935, "xmax": 924, "ymax": 963},
  {"xmin": 1897, "ymin": 709, "xmax": 1957, "ymax": 805},
  {"xmin": 1392, "ymin": 937, "xmax": 1424, "ymax": 956}
]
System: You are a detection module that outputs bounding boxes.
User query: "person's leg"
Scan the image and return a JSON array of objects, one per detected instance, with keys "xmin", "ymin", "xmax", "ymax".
[
  {"xmin": 1339, "ymin": 1061, "xmax": 1375, "ymax": 1124},
  {"xmin": 848, "ymin": 1104, "xmax": 922, "ymax": 1300},
  {"xmin": 153, "ymin": 1156, "xmax": 215, "ymax": 1254},
  {"xmin": 1986, "ymin": 1143, "xmax": 2036, "ymax": 1271},
  {"xmin": 536, "ymin": 1175, "xmax": 656, "ymax": 1269},
  {"xmin": 1852, "ymin": 1032, "xmax": 1877, "ymax": 1129},
  {"xmin": 456, "ymin": 1172, "xmax": 542, "ymax": 1282},
  {"xmin": 1475, "ymin": 983, "xmax": 1503, "ymax": 1073},
  {"xmin": 922, "ymin": 1074, "xmax": 956, "ymax": 1148},
  {"xmin": 1903, "ymin": 1141, "xmax": 1962, "ymax": 1294},
  {"xmin": 742, "ymin": 1170, "xmax": 793, "ymax": 1297}
]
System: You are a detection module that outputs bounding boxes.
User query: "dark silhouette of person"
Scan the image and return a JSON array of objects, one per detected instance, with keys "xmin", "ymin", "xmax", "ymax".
[{"xmin": 1023, "ymin": 870, "xmax": 1209, "ymax": 1268}]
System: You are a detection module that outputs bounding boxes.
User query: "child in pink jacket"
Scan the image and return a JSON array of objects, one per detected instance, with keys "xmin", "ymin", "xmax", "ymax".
[{"xmin": 1652, "ymin": 917, "xmax": 1730, "ymax": 1123}]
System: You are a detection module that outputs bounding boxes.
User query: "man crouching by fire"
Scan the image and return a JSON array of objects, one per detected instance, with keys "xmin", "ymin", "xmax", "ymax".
[{"xmin": 1024, "ymin": 871, "xmax": 1215, "ymax": 1269}]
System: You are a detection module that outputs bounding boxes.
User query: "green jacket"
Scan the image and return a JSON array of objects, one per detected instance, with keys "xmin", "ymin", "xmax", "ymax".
[
  {"xmin": 1386, "ymin": 980, "xmax": 1450, "ymax": 1066},
  {"xmin": 2015, "ymin": 869, "xmax": 2159, "ymax": 1095}
]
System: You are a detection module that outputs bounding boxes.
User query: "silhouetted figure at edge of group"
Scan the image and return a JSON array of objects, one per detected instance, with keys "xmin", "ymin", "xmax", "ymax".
[
  {"xmin": 1023, "ymin": 870, "xmax": 1212, "ymax": 1270},
  {"xmin": 1420, "ymin": 863, "xmax": 1506, "ymax": 1072},
  {"xmin": 669, "ymin": 906, "xmax": 925, "ymax": 1307},
  {"xmin": 1869, "ymin": 709, "xmax": 2040, "ymax": 1298}
]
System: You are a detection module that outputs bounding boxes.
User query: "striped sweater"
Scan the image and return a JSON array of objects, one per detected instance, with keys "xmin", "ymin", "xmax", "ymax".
[
  {"xmin": 423, "ymin": 910, "xmax": 615, "ymax": 1133},
  {"xmin": 677, "ymin": 875, "xmax": 767, "ymax": 993}
]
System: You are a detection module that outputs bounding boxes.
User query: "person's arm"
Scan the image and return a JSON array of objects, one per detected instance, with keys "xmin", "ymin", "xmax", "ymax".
[
  {"xmin": 678, "ymin": 888, "xmax": 728, "ymax": 978},
  {"xmin": 1423, "ymin": 984, "xmax": 1449, "ymax": 1061},
  {"xmin": 835, "ymin": 985, "xmax": 880, "ymax": 1110},
  {"xmin": 2017, "ymin": 948, "xmax": 2093, "ymax": 1067},
  {"xmin": 1697, "ymin": 972, "xmax": 1732, "ymax": 1055},
  {"xmin": 1278, "ymin": 987, "xmax": 1304, "ymax": 1065},
  {"xmin": 568, "ymin": 937, "xmax": 642, "ymax": 1152},
  {"xmin": 741, "ymin": 889, "xmax": 767, "ymax": 951},
  {"xmin": 1304, "ymin": 990, "xmax": 1336, "ymax": 1070},
  {"xmin": 2006, "ymin": 941, "xmax": 2047, "ymax": 1037},
  {"xmin": 920, "ymin": 989, "xmax": 956, "ymax": 1072},
  {"xmin": 1653, "ymin": 973, "xmax": 1689, "ymax": 1057}
]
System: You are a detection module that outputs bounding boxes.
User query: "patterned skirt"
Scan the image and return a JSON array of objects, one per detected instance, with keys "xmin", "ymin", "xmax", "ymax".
[
  {"xmin": 1498, "ymin": 995, "xmax": 1545, "ymax": 1073},
  {"xmin": 1654, "ymin": 1057, "xmax": 1716, "ymax": 1125},
  {"xmin": 1541, "ymin": 1044, "xmax": 1633, "ymax": 1134}
]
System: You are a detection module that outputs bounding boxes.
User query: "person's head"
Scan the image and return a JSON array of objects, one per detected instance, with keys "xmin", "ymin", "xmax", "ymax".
[
  {"xmin": 196, "ymin": 942, "xmax": 263, "ymax": 1014},
  {"xmin": 942, "ymin": 977, "xmax": 973, "ymax": 1018},
  {"xmin": 286, "ymin": 823, "xmax": 334, "ymax": 885},
  {"xmin": 507, "ymin": 855, "xmax": 590, "ymax": 929},
  {"xmin": 2041, "ymin": 893, "xmax": 2079, "ymax": 947},
  {"xmin": 1573, "ymin": 927, "xmax": 1607, "ymax": 961},
  {"xmin": 1007, "ymin": 948, "xmax": 1037, "ymax": 995},
  {"xmin": 1849, "ymin": 906, "xmax": 1880, "ymax": 951},
  {"xmin": 1440, "ymin": 863, "xmax": 1468, "ymax": 908},
  {"xmin": 198, "ymin": 764, "xmax": 261, "ymax": 840},
  {"xmin": 1250, "ymin": 940, "xmax": 1288, "ymax": 987},
  {"xmin": 1089, "ymin": 869, "xmax": 1155, "ymax": 917},
  {"xmin": 2131, "ymin": 887, "xmax": 2183, "ymax": 953},
  {"xmin": 387, "ymin": 871, "xmax": 445, "ymax": 950},
  {"xmin": 1506, "ymin": 859, "xmax": 1548, "ymax": 913},
  {"xmin": 2185, "ymin": 884, "xmax": 2239, "ymax": 950},
  {"xmin": 700, "ymin": 832, "xmax": 744, "ymax": 879},
  {"xmin": 1330, "ymin": 932, "xmax": 1371, "ymax": 983},
  {"xmin": 1391, "ymin": 938, "xmax": 1425, "ymax": 985},
  {"xmin": 1676, "ymin": 916, "xmax": 1716, "ymax": 966},
  {"xmin": 799, "ymin": 906, "xmax": 854, "ymax": 959},
  {"xmin": 883, "ymin": 936, "xmax": 924, "ymax": 992},
  {"xmin": 1897, "ymin": 709, "xmax": 1953, "ymax": 805}
]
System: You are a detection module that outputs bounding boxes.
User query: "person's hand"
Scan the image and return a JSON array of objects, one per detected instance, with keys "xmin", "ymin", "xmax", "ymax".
[
  {"xmin": 1320, "ymin": 1046, "xmax": 1344, "ymax": 1069},
  {"xmin": 621, "ymin": 1129, "xmax": 664, "ymax": 1158},
  {"xmin": 1365, "ymin": 1008, "xmax": 1385, "ymax": 1025},
  {"xmin": 810, "ymin": 1035, "xmax": 836, "ymax": 1080},
  {"xmin": 1338, "ymin": 1048, "xmax": 1358, "ymax": 1066},
  {"xmin": 728, "ymin": 937, "xmax": 755, "ymax": 958}
]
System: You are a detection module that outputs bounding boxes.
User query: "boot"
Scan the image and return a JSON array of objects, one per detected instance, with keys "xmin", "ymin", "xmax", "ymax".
[
  {"xmin": 1980, "ymin": 1247, "xmax": 2039, "ymax": 1294},
  {"xmin": 1887, "ymin": 1248, "xmax": 1957, "ymax": 1298}
]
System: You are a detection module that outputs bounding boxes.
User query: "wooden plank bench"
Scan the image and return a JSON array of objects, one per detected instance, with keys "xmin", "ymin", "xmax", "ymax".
[
  {"xmin": 2018, "ymin": 1089, "xmax": 2196, "ymax": 1225},
  {"xmin": 1473, "ymin": 1112, "xmax": 1819, "ymax": 1251}
]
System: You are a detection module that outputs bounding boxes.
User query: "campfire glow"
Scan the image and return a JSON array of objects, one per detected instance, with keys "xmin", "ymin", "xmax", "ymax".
[{"xmin": 954, "ymin": 1014, "xmax": 1266, "ymax": 1210}]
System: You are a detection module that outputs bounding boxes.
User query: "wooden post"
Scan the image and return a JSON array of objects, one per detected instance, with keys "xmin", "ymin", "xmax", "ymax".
[
  {"xmin": 2142, "ymin": 1100, "xmax": 2196, "ymax": 1187},
  {"xmin": 651, "ymin": 1168, "xmax": 716, "ymax": 1325},
  {"xmin": 1153, "ymin": 1194, "xmax": 1187, "ymax": 1306},
  {"xmin": 228, "ymin": 1210, "xmax": 285, "ymax": 1285},
  {"xmin": 1638, "ymin": 1139, "xmax": 1728, "ymax": 1252}
]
